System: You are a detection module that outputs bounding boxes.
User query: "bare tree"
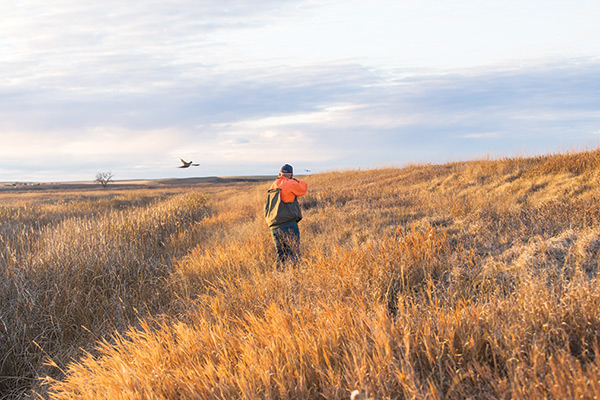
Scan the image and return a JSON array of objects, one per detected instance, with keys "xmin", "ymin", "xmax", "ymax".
[{"xmin": 95, "ymin": 171, "xmax": 113, "ymax": 188}]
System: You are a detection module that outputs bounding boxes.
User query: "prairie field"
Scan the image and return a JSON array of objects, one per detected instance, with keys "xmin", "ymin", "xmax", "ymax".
[{"xmin": 2, "ymin": 150, "xmax": 600, "ymax": 399}]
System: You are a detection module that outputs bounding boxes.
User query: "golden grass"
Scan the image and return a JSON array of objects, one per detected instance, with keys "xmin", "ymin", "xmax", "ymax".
[
  {"xmin": 2, "ymin": 149, "xmax": 600, "ymax": 399},
  {"xmin": 0, "ymin": 189, "xmax": 209, "ymax": 398}
]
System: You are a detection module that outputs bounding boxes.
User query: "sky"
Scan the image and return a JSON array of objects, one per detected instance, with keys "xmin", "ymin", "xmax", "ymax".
[{"xmin": 1, "ymin": 0, "xmax": 600, "ymax": 182}]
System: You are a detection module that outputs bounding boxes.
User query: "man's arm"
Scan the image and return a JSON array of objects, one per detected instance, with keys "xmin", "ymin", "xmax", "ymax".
[{"xmin": 291, "ymin": 179, "xmax": 308, "ymax": 197}]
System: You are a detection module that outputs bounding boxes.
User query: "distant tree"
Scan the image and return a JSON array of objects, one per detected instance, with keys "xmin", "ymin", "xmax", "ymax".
[{"xmin": 95, "ymin": 171, "xmax": 113, "ymax": 188}]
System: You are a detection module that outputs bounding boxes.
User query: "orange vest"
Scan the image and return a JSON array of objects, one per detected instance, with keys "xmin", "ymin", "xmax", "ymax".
[{"xmin": 269, "ymin": 176, "xmax": 308, "ymax": 202}]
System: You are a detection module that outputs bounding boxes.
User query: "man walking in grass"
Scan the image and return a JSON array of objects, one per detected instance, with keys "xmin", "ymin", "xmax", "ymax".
[{"xmin": 265, "ymin": 164, "xmax": 308, "ymax": 268}]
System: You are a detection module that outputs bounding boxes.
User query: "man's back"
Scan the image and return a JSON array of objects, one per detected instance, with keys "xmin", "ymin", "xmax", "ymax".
[{"xmin": 269, "ymin": 176, "xmax": 308, "ymax": 203}]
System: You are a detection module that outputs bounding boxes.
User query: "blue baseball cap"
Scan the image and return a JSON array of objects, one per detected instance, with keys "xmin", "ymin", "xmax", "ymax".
[{"xmin": 280, "ymin": 164, "xmax": 293, "ymax": 174}]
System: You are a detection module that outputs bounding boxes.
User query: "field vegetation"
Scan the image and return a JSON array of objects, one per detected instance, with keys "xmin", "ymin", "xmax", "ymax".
[{"xmin": 2, "ymin": 150, "xmax": 600, "ymax": 399}]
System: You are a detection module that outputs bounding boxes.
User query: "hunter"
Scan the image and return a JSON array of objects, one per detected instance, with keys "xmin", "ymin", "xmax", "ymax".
[{"xmin": 265, "ymin": 164, "xmax": 308, "ymax": 267}]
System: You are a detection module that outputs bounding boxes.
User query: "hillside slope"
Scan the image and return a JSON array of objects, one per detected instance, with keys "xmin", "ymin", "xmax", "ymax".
[{"xmin": 7, "ymin": 150, "xmax": 600, "ymax": 399}]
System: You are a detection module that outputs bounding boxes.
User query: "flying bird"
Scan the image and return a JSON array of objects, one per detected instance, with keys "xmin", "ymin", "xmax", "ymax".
[{"xmin": 178, "ymin": 159, "xmax": 199, "ymax": 168}]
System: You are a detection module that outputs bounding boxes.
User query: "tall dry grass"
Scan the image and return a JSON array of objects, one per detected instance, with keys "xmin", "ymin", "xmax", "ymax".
[
  {"xmin": 0, "ymin": 189, "xmax": 209, "ymax": 398},
  {"xmin": 3, "ymin": 149, "xmax": 600, "ymax": 399}
]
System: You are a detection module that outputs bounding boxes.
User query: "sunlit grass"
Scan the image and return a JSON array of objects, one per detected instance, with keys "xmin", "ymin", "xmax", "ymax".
[{"xmin": 2, "ymin": 149, "xmax": 600, "ymax": 398}]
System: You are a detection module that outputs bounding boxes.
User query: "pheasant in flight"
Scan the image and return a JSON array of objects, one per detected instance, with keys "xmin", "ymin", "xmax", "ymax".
[{"xmin": 178, "ymin": 159, "xmax": 200, "ymax": 168}]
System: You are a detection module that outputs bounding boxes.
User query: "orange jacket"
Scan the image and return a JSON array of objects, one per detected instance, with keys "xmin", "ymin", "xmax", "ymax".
[{"xmin": 269, "ymin": 176, "xmax": 308, "ymax": 203}]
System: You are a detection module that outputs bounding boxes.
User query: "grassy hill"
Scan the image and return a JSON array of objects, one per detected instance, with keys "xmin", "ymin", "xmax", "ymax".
[{"xmin": 2, "ymin": 150, "xmax": 600, "ymax": 399}]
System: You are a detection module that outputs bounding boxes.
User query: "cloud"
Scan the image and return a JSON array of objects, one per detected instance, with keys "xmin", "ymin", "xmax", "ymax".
[
  {"xmin": 3, "ymin": 60, "xmax": 600, "ymax": 180},
  {"xmin": 462, "ymin": 133, "xmax": 501, "ymax": 139},
  {"xmin": 3, "ymin": 59, "xmax": 600, "ymax": 173},
  {"xmin": 1, "ymin": 1, "xmax": 600, "ymax": 180}
]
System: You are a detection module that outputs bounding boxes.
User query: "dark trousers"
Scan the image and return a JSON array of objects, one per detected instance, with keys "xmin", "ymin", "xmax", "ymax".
[{"xmin": 270, "ymin": 222, "xmax": 300, "ymax": 267}]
